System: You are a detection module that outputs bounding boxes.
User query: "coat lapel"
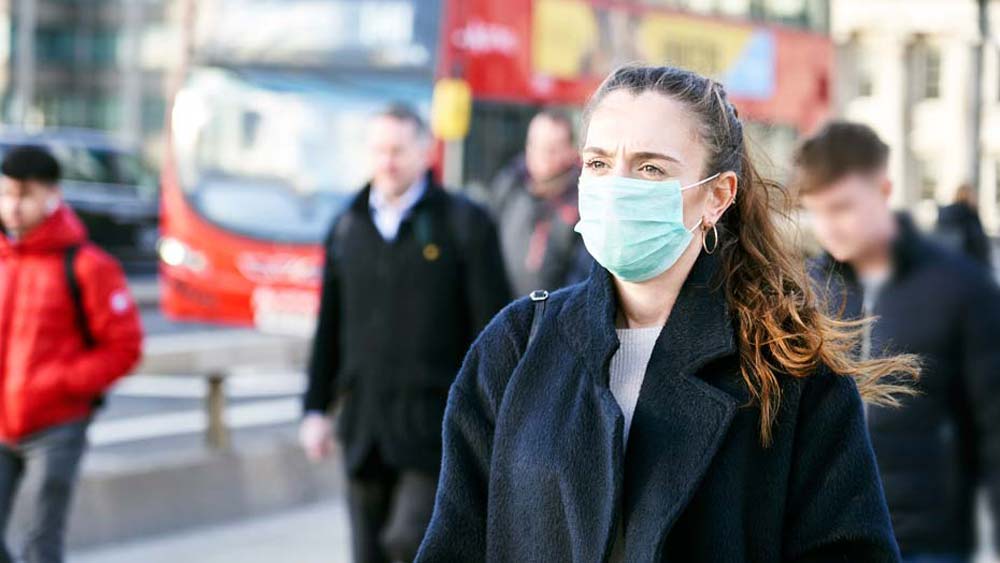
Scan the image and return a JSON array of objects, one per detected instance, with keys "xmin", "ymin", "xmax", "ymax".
[{"xmin": 622, "ymin": 253, "xmax": 739, "ymax": 559}]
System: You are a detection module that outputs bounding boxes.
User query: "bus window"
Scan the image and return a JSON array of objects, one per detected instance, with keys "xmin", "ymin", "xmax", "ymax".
[{"xmin": 171, "ymin": 67, "xmax": 430, "ymax": 243}]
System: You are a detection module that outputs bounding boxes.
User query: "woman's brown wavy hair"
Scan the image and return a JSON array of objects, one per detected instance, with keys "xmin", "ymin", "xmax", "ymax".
[{"xmin": 583, "ymin": 65, "xmax": 919, "ymax": 444}]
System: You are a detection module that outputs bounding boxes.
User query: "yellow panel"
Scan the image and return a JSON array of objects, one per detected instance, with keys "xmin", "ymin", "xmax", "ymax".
[
  {"xmin": 636, "ymin": 14, "xmax": 752, "ymax": 78},
  {"xmin": 431, "ymin": 78, "xmax": 473, "ymax": 141},
  {"xmin": 532, "ymin": 0, "xmax": 599, "ymax": 79}
]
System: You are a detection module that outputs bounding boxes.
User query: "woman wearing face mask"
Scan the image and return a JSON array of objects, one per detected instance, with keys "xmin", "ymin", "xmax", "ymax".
[{"xmin": 415, "ymin": 66, "xmax": 918, "ymax": 562}]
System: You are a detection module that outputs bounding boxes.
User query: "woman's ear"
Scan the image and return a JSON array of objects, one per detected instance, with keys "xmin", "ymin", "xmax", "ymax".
[{"xmin": 704, "ymin": 171, "xmax": 738, "ymax": 226}]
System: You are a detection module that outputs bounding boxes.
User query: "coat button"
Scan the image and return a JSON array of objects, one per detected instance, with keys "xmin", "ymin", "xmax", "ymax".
[{"xmin": 423, "ymin": 243, "xmax": 440, "ymax": 261}]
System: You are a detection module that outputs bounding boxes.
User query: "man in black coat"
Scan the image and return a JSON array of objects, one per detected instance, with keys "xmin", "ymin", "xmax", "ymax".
[
  {"xmin": 797, "ymin": 121, "xmax": 1000, "ymax": 563},
  {"xmin": 300, "ymin": 104, "xmax": 511, "ymax": 563}
]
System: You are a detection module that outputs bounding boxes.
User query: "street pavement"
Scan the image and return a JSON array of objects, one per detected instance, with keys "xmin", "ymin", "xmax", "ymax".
[{"xmin": 70, "ymin": 500, "xmax": 351, "ymax": 563}]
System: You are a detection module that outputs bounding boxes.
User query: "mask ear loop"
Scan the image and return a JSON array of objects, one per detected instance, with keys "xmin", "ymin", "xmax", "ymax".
[
  {"xmin": 678, "ymin": 172, "xmax": 721, "ymax": 192},
  {"xmin": 681, "ymin": 172, "xmax": 721, "ymax": 234},
  {"xmin": 703, "ymin": 183, "xmax": 739, "ymax": 254},
  {"xmin": 687, "ymin": 217, "xmax": 703, "ymax": 234},
  {"xmin": 687, "ymin": 173, "xmax": 734, "ymax": 254}
]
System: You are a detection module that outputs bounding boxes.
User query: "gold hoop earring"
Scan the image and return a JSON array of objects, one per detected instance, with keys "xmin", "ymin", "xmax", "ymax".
[{"xmin": 702, "ymin": 223, "xmax": 719, "ymax": 254}]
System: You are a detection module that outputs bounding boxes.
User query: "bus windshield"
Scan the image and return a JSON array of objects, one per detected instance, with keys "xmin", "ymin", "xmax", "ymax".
[{"xmin": 171, "ymin": 67, "xmax": 431, "ymax": 243}]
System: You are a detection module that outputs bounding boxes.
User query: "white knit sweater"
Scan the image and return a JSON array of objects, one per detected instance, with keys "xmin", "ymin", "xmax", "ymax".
[
  {"xmin": 607, "ymin": 326, "xmax": 661, "ymax": 563},
  {"xmin": 609, "ymin": 326, "xmax": 661, "ymax": 447}
]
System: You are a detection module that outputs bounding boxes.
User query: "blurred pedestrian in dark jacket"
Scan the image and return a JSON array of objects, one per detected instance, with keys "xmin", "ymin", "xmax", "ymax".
[
  {"xmin": 797, "ymin": 121, "xmax": 1000, "ymax": 563},
  {"xmin": 0, "ymin": 146, "xmax": 143, "ymax": 563},
  {"xmin": 299, "ymin": 104, "xmax": 510, "ymax": 563},
  {"xmin": 491, "ymin": 109, "xmax": 592, "ymax": 296},
  {"xmin": 936, "ymin": 183, "xmax": 992, "ymax": 268}
]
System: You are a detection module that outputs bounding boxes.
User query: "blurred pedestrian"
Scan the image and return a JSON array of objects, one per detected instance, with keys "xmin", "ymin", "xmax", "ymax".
[
  {"xmin": 491, "ymin": 109, "xmax": 592, "ymax": 296},
  {"xmin": 797, "ymin": 122, "xmax": 1000, "ymax": 563},
  {"xmin": 299, "ymin": 104, "xmax": 510, "ymax": 563},
  {"xmin": 417, "ymin": 66, "xmax": 915, "ymax": 562},
  {"xmin": 935, "ymin": 182, "xmax": 992, "ymax": 268},
  {"xmin": 0, "ymin": 145, "xmax": 143, "ymax": 563}
]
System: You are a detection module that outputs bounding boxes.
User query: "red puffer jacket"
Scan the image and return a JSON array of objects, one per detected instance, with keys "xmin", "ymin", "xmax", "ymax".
[{"xmin": 0, "ymin": 205, "xmax": 143, "ymax": 443}]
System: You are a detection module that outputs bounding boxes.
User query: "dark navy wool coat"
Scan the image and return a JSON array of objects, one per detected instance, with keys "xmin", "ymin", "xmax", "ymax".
[{"xmin": 416, "ymin": 254, "xmax": 900, "ymax": 562}]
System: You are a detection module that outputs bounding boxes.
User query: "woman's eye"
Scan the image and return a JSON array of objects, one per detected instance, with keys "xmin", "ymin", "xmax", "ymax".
[
  {"xmin": 584, "ymin": 159, "xmax": 608, "ymax": 170},
  {"xmin": 640, "ymin": 164, "xmax": 664, "ymax": 176}
]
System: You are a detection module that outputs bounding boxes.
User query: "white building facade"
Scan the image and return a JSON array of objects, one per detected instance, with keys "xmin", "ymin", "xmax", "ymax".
[{"xmin": 833, "ymin": 0, "xmax": 1000, "ymax": 233}]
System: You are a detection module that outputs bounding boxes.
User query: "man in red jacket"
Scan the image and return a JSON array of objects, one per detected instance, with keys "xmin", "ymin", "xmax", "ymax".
[{"xmin": 0, "ymin": 146, "xmax": 142, "ymax": 563}]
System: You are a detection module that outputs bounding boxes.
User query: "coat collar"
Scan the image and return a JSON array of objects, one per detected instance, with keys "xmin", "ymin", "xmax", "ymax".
[
  {"xmin": 0, "ymin": 204, "xmax": 87, "ymax": 256},
  {"xmin": 558, "ymin": 251, "xmax": 738, "ymax": 389},
  {"xmin": 558, "ymin": 252, "xmax": 740, "ymax": 557},
  {"xmin": 367, "ymin": 174, "xmax": 427, "ymax": 216},
  {"xmin": 349, "ymin": 171, "xmax": 445, "ymax": 217}
]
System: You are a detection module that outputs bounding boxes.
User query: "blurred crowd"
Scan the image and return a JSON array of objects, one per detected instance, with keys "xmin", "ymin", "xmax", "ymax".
[{"xmin": 0, "ymin": 65, "xmax": 998, "ymax": 563}]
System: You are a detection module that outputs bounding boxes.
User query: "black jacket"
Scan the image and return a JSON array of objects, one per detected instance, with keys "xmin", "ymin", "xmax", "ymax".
[
  {"xmin": 304, "ymin": 176, "xmax": 511, "ymax": 476},
  {"xmin": 417, "ymin": 254, "xmax": 899, "ymax": 562},
  {"xmin": 935, "ymin": 202, "xmax": 992, "ymax": 267},
  {"xmin": 812, "ymin": 215, "xmax": 1000, "ymax": 555}
]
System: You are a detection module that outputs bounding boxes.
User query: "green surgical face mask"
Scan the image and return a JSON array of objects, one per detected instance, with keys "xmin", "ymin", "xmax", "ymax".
[{"xmin": 574, "ymin": 173, "xmax": 719, "ymax": 282}]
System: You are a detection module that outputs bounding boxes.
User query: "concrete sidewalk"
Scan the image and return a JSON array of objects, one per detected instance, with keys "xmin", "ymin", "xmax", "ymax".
[
  {"xmin": 70, "ymin": 499, "xmax": 351, "ymax": 563},
  {"xmin": 60, "ymin": 435, "xmax": 344, "ymax": 549}
]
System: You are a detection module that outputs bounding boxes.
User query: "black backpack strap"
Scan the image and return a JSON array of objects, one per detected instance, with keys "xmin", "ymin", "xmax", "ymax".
[
  {"xmin": 445, "ymin": 194, "xmax": 473, "ymax": 262},
  {"xmin": 528, "ymin": 289, "xmax": 549, "ymax": 346},
  {"xmin": 66, "ymin": 244, "xmax": 105, "ymax": 409},
  {"xmin": 441, "ymin": 196, "xmax": 478, "ymax": 321},
  {"xmin": 64, "ymin": 244, "xmax": 94, "ymax": 348},
  {"xmin": 328, "ymin": 209, "xmax": 354, "ymax": 264}
]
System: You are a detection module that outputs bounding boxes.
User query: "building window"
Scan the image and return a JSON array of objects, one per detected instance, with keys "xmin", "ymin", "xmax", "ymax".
[
  {"xmin": 997, "ymin": 46, "xmax": 1000, "ymax": 102},
  {"xmin": 924, "ymin": 48, "xmax": 941, "ymax": 98},
  {"xmin": 35, "ymin": 27, "xmax": 76, "ymax": 65},
  {"xmin": 142, "ymin": 96, "xmax": 166, "ymax": 134},
  {"xmin": 91, "ymin": 31, "xmax": 120, "ymax": 66},
  {"xmin": 917, "ymin": 158, "xmax": 938, "ymax": 201},
  {"xmin": 718, "ymin": 0, "xmax": 753, "ymax": 19},
  {"xmin": 994, "ymin": 161, "xmax": 1000, "ymax": 212},
  {"xmin": 856, "ymin": 53, "xmax": 874, "ymax": 98},
  {"xmin": 765, "ymin": 0, "xmax": 808, "ymax": 27},
  {"xmin": 913, "ymin": 41, "xmax": 941, "ymax": 100},
  {"xmin": 94, "ymin": 96, "xmax": 122, "ymax": 130},
  {"xmin": 597, "ymin": 0, "xmax": 827, "ymax": 30},
  {"xmin": 37, "ymin": 93, "xmax": 88, "ymax": 128},
  {"xmin": 843, "ymin": 34, "xmax": 874, "ymax": 99}
]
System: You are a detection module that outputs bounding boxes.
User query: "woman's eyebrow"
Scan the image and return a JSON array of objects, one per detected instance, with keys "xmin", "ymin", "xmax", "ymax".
[
  {"xmin": 581, "ymin": 146, "xmax": 612, "ymax": 156},
  {"xmin": 632, "ymin": 151, "xmax": 681, "ymax": 165},
  {"xmin": 581, "ymin": 146, "xmax": 681, "ymax": 165}
]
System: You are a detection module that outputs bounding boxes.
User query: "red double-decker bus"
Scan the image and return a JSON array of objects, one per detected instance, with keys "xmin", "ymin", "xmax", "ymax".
[{"xmin": 159, "ymin": 0, "xmax": 833, "ymax": 334}]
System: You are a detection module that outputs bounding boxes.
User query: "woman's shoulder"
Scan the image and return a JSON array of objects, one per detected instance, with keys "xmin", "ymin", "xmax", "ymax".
[
  {"xmin": 475, "ymin": 282, "xmax": 583, "ymax": 360},
  {"xmin": 778, "ymin": 364, "xmax": 866, "ymax": 426},
  {"xmin": 457, "ymin": 283, "xmax": 585, "ymax": 404},
  {"xmin": 777, "ymin": 361, "xmax": 860, "ymax": 393},
  {"xmin": 717, "ymin": 344, "xmax": 863, "ymax": 404}
]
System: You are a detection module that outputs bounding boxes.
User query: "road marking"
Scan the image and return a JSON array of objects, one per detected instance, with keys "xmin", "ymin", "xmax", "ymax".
[
  {"xmin": 88, "ymin": 398, "xmax": 302, "ymax": 447},
  {"xmin": 143, "ymin": 330, "xmax": 304, "ymax": 354}
]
